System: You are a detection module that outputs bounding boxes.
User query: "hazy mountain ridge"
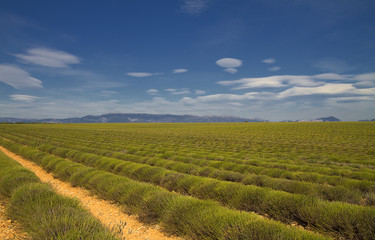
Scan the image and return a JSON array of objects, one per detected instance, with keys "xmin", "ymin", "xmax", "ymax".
[
  {"xmin": 316, "ymin": 116, "xmax": 341, "ymax": 122},
  {"xmin": 1, "ymin": 114, "xmax": 369, "ymax": 123},
  {"xmin": 0, "ymin": 113, "xmax": 266, "ymax": 123},
  {"xmin": 359, "ymin": 118, "xmax": 375, "ymax": 122}
]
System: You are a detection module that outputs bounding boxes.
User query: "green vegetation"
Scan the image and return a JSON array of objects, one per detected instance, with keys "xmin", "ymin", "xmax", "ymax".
[
  {"xmin": 0, "ymin": 150, "xmax": 117, "ymax": 240},
  {"xmin": 0, "ymin": 122, "xmax": 374, "ymax": 239},
  {"xmin": 0, "ymin": 138, "xmax": 328, "ymax": 240}
]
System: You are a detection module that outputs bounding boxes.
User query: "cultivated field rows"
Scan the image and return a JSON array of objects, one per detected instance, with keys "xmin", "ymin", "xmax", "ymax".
[
  {"xmin": 3, "ymin": 128, "xmax": 375, "ymax": 186},
  {"xmin": 0, "ymin": 122, "xmax": 374, "ymax": 239},
  {"xmin": 0, "ymin": 138, "xmax": 328, "ymax": 240},
  {"xmin": 1, "ymin": 123, "xmax": 374, "ymax": 202},
  {"xmin": 0, "ymin": 147, "xmax": 118, "ymax": 239},
  {"xmin": 1, "ymin": 131, "xmax": 373, "ymax": 206}
]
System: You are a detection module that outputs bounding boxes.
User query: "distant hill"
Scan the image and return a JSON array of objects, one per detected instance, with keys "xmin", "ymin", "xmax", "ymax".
[
  {"xmin": 359, "ymin": 118, "xmax": 375, "ymax": 121},
  {"xmin": 283, "ymin": 116, "xmax": 342, "ymax": 122},
  {"xmin": 0, "ymin": 113, "xmax": 267, "ymax": 123},
  {"xmin": 316, "ymin": 116, "xmax": 341, "ymax": 122}
]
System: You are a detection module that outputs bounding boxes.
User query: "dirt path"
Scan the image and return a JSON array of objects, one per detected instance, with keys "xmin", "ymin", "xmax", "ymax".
[
  {"xmin": 0, "ymin": 146, "xmax": 182, "ymax": 240},
  {"xmin": 0, "ymin": 197, "xmax": 30, "ymax": 240}
]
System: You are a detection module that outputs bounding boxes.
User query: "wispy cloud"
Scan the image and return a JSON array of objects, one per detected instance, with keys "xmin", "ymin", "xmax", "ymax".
[
  {"xmin": 13, "ymin": 48, "xmax": 81, "ymax": 68},
  {"xmin": 100, "ymin": 90, "xmax": 118, "ymax": 94},
  {"xmin": 126, "ymin": 72, "xmax": 162, "ymax": 77},
  {"xmin": 182, "ymin": 83, "xmax": 375, "ymax": 105},
  {"xmin": 195, "ymin": 89, "xmax": 206, "ymax": 95},
  {"xmin": 278, "ymin": 84, "xmax": 356, "ymax": 98},
  {"xmin": 216, "ymin": 58, "xmax": 242, "ymax": 74},
  {"xmin": 166, "ymin": 88, "xmax": 191, "ymax": 95},
  {"xmin": 10, "ymin": 94, "xmax": 40, "ymax": 103},
  {"xmin": 262, "ymin": 58, "xmax": 276, "ymax": 64},
  {"xmin": 224, "ymin": 68, "xmax": 238, "ymax": 74},
  {"xmin": 146, "ymin": 89, "xmax": 159, "ymax": 95},
  {"xmin": 151, "ymin": 88, "xmax": 205, "ymax": 96},
  {"xmin": 172, "ymin": 68, "xmax": 188, "ymax": 73},
  {"xmin": 314, "ymin": 73, "xmax": 351, "ymax": 80},
  {"xmin": 353, "ymin": 73, "xmax": 375, "ymax": 81},
  {"xmin": 354, "ymin": 81, "xmax": 375, "ymax": 88},
  {"xmin": 268, "ymin": 66, "xmax": 281, "ymax": 72},
  {"xmin": 181, "ymin": 92, "xmax": 260, "ymax": 104},
  {"xmin": 262, "ymin": 58, "xmax": 280, "ymax": 71},
  {"xmin": 2, "ymin": 81, "xmax": 374, "ymax": 121},
  {"xmin": 181, "ymin": 0, "xmax": 210, "ymax": 15},
  {"xmin": 218, "ymin": 74, "xmax": 325, "ymax": 89},
  {"xmin": 329, "ymin": 96, "xmax": 375, "ymax": 103},
  {"xmin": 1, "ymin": 99, "xmax": 122, "ymax": 119},
  {"xmin": 216, "ymin": 73, "xmax": 363, "ymax": 90},
  {"xmin": 0, "ymin": 64, "xmax": 43, "ymax": 89},
  {"xmin": 212, "ymin": 73, "xmax": 375, "ymax": 104}
]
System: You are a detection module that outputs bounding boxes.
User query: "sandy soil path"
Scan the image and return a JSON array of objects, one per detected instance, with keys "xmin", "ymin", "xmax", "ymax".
[
  {"xmin": 0, "ymin": 197, "xmax": 30, "ymax": 240},
  {"xmin": 0, "ymin": 146, "xmax": 182, "ymax": 240}
]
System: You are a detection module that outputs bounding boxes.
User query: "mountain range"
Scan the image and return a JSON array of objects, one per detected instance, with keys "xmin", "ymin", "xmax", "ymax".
[
  {"xmin": 0, "ymin": 113, "xmax": 266, "ymax": 123},
  {"xmin": 316, "ymin": 116, "xmax": 341, "ymax": 122},
  {"xmin": 0, "ymin": 113, "xmax": 366, "ymax": 123}
]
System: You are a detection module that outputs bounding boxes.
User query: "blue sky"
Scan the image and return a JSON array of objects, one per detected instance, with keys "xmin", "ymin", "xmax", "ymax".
[{"xmin": 0, "ymin": 0, "xmax": 374, "ymax": 121}]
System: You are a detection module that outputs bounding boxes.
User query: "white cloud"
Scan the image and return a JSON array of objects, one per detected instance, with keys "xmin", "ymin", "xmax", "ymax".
[
  {"xmin": 353, "ymin": 73, "xmax": 375, "ymax": 81},
  {"xmin": 216, "ymin": 58, "xmax": 242, "ymax": 68},
  {"xmin": 100, "ymin": 90, "xmax": 118, "ymax": 94},
  {"xmin": 181, "ymin": 0, "xmax": 210, "ymax": 15},
  {"xmin": 181, "ymin": 92, "xmax": 259, "ymax": 104},
  {"xmin": 10, "ymin": 94, "xmax": 40, "ymax": 103},
  {"xmin": 146, "ymin": 89, "xmax": 159, "ymax": 95},
  {"xmin": 2, "ymin": 82, "xmax": 374, "ymax": 121},
  {"xmin": 216, "ymin": 58, "xmax": 242, "ymax": 74},
  {"xmin": 277, "ymin": 84, "xmax": 375, "ymax": 100},
  {"xmin": 172, "ymin": 68, "xmax": 188, "ymax": 73},
  {"xmin": 218, "ymin": 74, "xmax": 325, "ymax": 89},
  {"xmin": 278, "ymin": 84, "xmax": 356, "ymax": 98},
  {"xmin": 180, "ymin": 83, "xmax": 375, "ymax": 107},
  {"xmin": 262, "ymin": 58, "xmax": 275, "ymax": 64},
  {"xmin": 354, "ymin": 81, "xmax": 375, "ymax": 88},
  {"xmin": 126, "ymin": 72, "xmax": 162, "ymax": 77},
  {"xmin": 224, "ymin": 68, "xmax": 238, "ymax": 74},
  {"xmin": 14, "ymin": 48, "xmax": 80, "ymax": 68},
  {"xmin": 329, "ymin": 96, "xmax": 375, "ymax": 103},
  {"xmin": 165, "ymin": 88, "xmax": 191, "ymax": 95},
  {"xmin": 218, "ymin": 73, "xmax": 375, "ymax": 91},
  {"xmin": 0, "ymin": 64, "xmax": 43, "ymax": 89},
  {"xmin": 355, "ymin": 87, "xmax": 375, "ymax": 95},
  {"xmin": 268, "ymin": 66, "xmax": 281, "ymax": 72},
  {"xmin": 229, "ymin": 102, "xmax": 244, "ymax": 106},
  {"xmin": 195, "ymin": 90, "xmax": 206, "ymax": 95},
  {"xmin": 314, "ymin": 73, "xmax": 351, "ymax": 80}
]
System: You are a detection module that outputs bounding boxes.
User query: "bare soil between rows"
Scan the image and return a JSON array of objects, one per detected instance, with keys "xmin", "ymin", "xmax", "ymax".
[
  {"xmin": 0, "ymin": 197, "xmax": 30, "ymax": 240},
  {"xmin": 0, "ymin": 146, "xmax": 182, "ymax": 240}
]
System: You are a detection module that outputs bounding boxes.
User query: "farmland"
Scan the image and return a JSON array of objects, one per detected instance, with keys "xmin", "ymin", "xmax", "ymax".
[{"xmin": 0, "ymin": 122, "xmax": 374, "ymax": 239}]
